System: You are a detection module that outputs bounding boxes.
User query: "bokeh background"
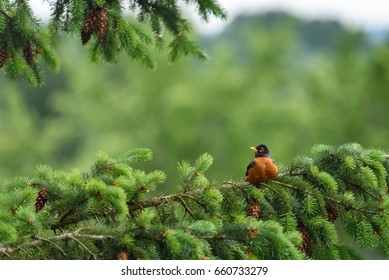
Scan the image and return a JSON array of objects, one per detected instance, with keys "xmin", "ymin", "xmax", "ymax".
[{"xmin": 1, "ymin": 1, "xmax": 389, "ymax": 192}]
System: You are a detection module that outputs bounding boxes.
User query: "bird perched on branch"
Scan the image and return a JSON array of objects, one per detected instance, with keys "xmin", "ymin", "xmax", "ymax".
[{"xmin": 245, "ymin": 144, "xmax": 278, "ymax": 185}]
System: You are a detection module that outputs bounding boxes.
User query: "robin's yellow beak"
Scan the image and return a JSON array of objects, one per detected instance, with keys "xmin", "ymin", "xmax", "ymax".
[{"xmin": 250, "ymin": 147, "xmax": 258, "ymax": 152}]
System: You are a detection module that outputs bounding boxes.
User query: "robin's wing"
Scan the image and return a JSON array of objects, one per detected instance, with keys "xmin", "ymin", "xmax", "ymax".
[{"xmin": 245, "ymin": 160, "xmax": 255, "ymax": 176}]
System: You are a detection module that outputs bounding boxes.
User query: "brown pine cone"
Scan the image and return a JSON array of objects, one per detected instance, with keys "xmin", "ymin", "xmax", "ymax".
[
  {"xmin": 248, "ymin": 201, "xmax": 261, "ymax": 220},
  {"xmin": 95, "ymin": 8, "xmax": 108, "ymax": 35},
  {"xmin": 0, "ymin": 46, "xmax": 9, "ymax": 68},
  {"xmin": 81, "ymin": 11, "xmax": 95, "ymax": 45},
  {"xmin": 116, "ymin": 250, "xmax": 128, "ymax": 260},
  {"xmin": 35, "ymin": 187, "xmax": 48, "ymax": 212},
  {"xmin": 298, "ymin": 225, "xmax": 310, "ymax": 253},
  {"xmin": 23, "ymin": 41, "xmax": 36, "ymax": 67}
]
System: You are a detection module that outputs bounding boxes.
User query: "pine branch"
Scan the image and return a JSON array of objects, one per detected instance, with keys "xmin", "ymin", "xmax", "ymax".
[
  {"xmin": 33, "ymin": 236, "xmax": 67, "ymax": 257},
  {"xmin": 127, "ymin": 181, "xmax": 243, "ymax": 211},
  {"xmin": 54, "ymin": 196, "xmax": 90, "ymax": 229},
  {"xmin": 0, "ymin": 9, "xmax": 12, "ymax": 20},
  {"xmin": 127, "ymin": 192, "xmax": 197, "ymax": 211},
  {"xmin": 272, "ymin": 179, "xmax": 378, "ymax": 215},
  {"xmin": 0, "ymin": 0, "xmax": 227, "ymax": 86},
  {"xmin": 345, "ymin": 180, "xmax": 382, "ymax": 201},
  {"xmin": 1, "ymin": 144, "xmax": 388, "ymax": 259},
  {"xmin": 0, "ymin": 227, "xmax": 114, "ymax": 258}
]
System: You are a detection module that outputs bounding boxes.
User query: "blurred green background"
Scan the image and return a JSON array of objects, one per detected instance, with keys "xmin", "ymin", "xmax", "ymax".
[{"xmin": 1, "ymin": 11, "xmax": 389, "ymax": 189}]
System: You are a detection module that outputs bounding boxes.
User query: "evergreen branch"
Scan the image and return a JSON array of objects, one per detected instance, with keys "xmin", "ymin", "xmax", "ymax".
[
  {"xmin": 19, "ymin": 247, "xmax": 32, "ymax": 259},
  {"xmin": 262, "ymin": 182, "xmax": 283, "ymax": 196},
  {"xmin": 344, "ymin": 180, "xmax": 382, "ymax": 201},
  {"xmin": 0, "ymin": 250, "xmax": 12, "ymax": 260},
  {"xmin": 176, "ymin": 195, "xmax": 195, "ymax": 217},
  {"xmin": 0, "ymin": 9, "xmax": 12, "ymax": 20},
  {"xmin": 127, "ymin": 181, "xmax": 244, "ymax": 211},
  {"xmin": 0, "ymin": 227, "xmax": 114, "ymax": 258},
  {"xmin": 272, "ymin": 180, "xmax": 299, "ymax": 191},
  {"xmin": 32, "ymin": 244, "xmax": 47, "ymax": 260},
  {"xmin": 272, "ymin": 180, "xmax": 378, "ymax": 215},
  {"xmin": 127, "ymin": 191, "xmax": 196, "ymax": 211},
  {"xmin": 278, "ymin": 171, "xmax": 307, "ymax": 177},
  {"xmin": 182, "ymin": 193, "xmax": 206, "ymax": 208},
  {"xmin": 279, "ymin": 168, "xmax": 383, "ymax": 201},
  {"xmin": 0, "ymin": 0, "xmax": 227, "ymax": 86},
  {"xmin": 1, "ymin": 144, "xmax": 387, "ymax": 259},
  {"xmin": 127, "ymin": 194, "xmax": 174, "ymax": 211},
  {"xmin": 33, "ymin": 235, "xmax": 67, "ymax": 257},
  {"xmin": 198, "ymin": 234, "xmax": 247, "ymax": 242},
  {"xmin": 68, "ymin": 235, "xmax": 97, "ymax": 260},
  {"xmin": 56, "ymin": 196, "xmax": 90, "ymax": 228}
]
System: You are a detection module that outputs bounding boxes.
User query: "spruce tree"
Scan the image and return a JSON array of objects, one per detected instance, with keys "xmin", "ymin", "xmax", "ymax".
[
  {"xmin": 0, "ymin": 0, "xmax": 226, "ymax": 86},
  {"xmin": 0, "ymin": 143, "xmax": 388, "ymax": 260}
]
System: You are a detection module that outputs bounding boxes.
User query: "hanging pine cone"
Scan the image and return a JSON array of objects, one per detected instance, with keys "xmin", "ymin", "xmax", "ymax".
[
  {"xmin": 35, "ymin": 187, "xmax": 48, "ymax": 212},
  {"xmin": 95, "ymin": 8, "xmax": 108, "ymax": 35},
  {"xmin": 248, "ymin": 201, "xmax": 261, "ymax": 220},
  {"xmin": 298, "ymin": 225, "xmax": 310, "ymax": 253},
  {"xmin": 0, "ymin": 46, "xmax": 9, "ymax": 68},
  {"xmin": 81, "ymin": 8, "xmax": 109, "ymax": 44},
  {"xmin": 81, "ymin": 11, "xmax": 95, "ymax": 45},
  {"xmin": 326, "ymin": 204, "xmax": 338, "ymax": 223},
  {"xmin": 23, "ymin": 41, "xmax": 36, "ymax": 67}
]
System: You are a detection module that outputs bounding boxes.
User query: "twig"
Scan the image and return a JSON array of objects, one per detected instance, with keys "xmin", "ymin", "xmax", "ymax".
[
  {"xmin": 33, "ymin": 236, "xmax": 67, "ymax": 257},
  {"xmin": 181, "ymin": 193, "xmax": 206, "ymax": 208},
  {"xmin": 68, "ymin": 236, "xmax": 97, "ymax": 260},
  {"xmin": 345, "ymin": 180, "xmax": 382, "ymax": 201},
  {"xmin": 0, "ymin": 250, "xmax": 12, "ymax": 259},
  {"xmin": 176, "ymin": 195, "xmax": 194, "ymax": 217},
  {"xmin": 197, "ymin": 234, "xmax": 248, "ymax": 242},
  {"xmin": 32, "ymin": 244, "xmax": 47, "ymax": 260},
  {"xmin": 20, "ymin": 247, "xmax": 32, "ymax": 259},
  {"xmin": 57, "ymin": 197, "xmax": 90, "ymax": 227},
  {"xmin": 272, "ymin": 180, "xmax": 299, "ymax": 191},
  {"xmin": 277, "ymin": 171, "xmax": 306, "ymax": 177},
  {"xmin": 262, "ymin": 182, "xmax": 283, "ymax": 196},
  {"xmin": 127, "ymin": 181, "xmax": 248, "ymax": 211},
  {"xmin": 127, "ymin": 193, "xmax": 176, "ymax": 211}
]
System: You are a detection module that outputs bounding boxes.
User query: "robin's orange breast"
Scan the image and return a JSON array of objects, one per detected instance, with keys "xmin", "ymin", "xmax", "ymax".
[{"xmin": 245, "ymin": 157, "xmax": 278, "ymax": 185}]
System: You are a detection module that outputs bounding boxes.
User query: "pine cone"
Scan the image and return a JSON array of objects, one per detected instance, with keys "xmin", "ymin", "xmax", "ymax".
[
  {"xmin": 35, "ymin": 187, "xmax": 48, "ymax": 212},
  {"xmin": 298, "ymin": 225, "xmax": 310, "ymax": 253},
  {"xmin": 0, "ymin": 46, "xmax": 9, "ymax": 68},
  {"xmin": 248, "ymin": 201, "xmax": 261, "ymax": 220},
  {"xmin": 81, "ymin": 8, "xmax": 109, "ymax": 44},
  {"xmin": 81, "ymin": 11, "xmax": 95, "ymax": 45},
  {"xmin": 23, "ymin": 41, "xmax": 36, "ymax": 67},
  {"xmin": 95, "ymin": 8, "xmax": 108, "ymax": 35},
  {"xmin": 326, "ymin": 204, "xmax": 338, "ymax": 223},
  {"xmin": 116, "ymin": 250, "xmax": 128, "ymax": 260}
]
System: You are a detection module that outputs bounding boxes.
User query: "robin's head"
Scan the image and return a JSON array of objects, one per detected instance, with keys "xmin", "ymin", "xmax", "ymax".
[{"xmin": 250, "ymin": 144, "xmax": 270, "ymax": 157}]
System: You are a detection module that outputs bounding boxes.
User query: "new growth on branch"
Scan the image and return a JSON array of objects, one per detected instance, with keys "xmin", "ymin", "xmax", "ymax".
[{"xmin": 0, "ymin": 143, "xmax": 388, "ymax": 260}]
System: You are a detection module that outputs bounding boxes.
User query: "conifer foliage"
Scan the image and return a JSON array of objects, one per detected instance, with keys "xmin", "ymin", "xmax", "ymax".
[
  {"xmin": 0, "ymin": 0, "xmax": 226, "ymax": 86},
  {"xmin": 0, "ymin": 143, "xmax": 388, "ymax": 260}
]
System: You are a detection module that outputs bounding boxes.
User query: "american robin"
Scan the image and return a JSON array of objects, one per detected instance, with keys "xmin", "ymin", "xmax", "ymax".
[{"xmin": 245, "ymin": 144, "xmax": 278, "ymax": 185}]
